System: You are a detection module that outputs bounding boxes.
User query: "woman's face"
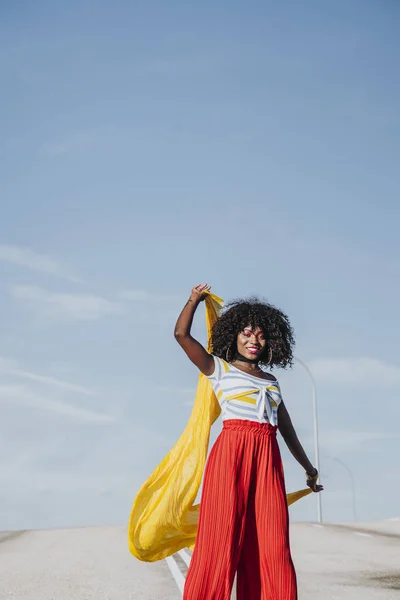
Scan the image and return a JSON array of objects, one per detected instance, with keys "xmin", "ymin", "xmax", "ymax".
[{"xmin": 236, "ymin": 326, "xmax": 267, "ymax": 361}]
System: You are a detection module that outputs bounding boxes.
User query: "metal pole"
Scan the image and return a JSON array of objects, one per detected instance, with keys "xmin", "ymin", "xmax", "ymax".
[
  {"xmin": 294, "ymin": 356, "xmax": 322, "ymax": 523},
  {"xmin": 329, "ymin": 457, "xmax": 357, "ymax": 522}
]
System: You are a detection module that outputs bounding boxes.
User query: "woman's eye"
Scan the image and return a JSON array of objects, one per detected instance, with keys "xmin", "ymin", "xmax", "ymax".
[{"xmin": 243, "ymin": 331, "xmax": 251, "ymax": 337}]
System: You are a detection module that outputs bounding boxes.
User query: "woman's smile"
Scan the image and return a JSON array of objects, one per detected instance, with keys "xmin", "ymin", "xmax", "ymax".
[{"xmin": 247, "ymin": 345, "xmax": 261, "ymax": 355}]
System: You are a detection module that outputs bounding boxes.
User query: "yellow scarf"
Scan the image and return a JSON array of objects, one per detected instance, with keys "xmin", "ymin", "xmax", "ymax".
[{"xmin": 128, "ymin": 293, "xmax": 312, "ymax": 562}]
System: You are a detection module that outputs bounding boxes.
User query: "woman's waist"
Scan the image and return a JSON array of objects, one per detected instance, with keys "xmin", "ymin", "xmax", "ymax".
[{"xmin": 222, "ymin": 418, "xmax": 278, "ymax": 435}]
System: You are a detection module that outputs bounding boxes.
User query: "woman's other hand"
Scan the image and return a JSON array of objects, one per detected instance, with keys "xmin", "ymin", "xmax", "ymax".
[{"xmin": 306, "ymin": 469, "xmax": 324, "ymax": 493}]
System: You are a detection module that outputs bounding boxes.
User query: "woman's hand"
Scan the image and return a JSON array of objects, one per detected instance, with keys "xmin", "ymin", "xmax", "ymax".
[
  {"xmin": 190, "ymin": 283, "xmax": 211, "ymax": 303},
  {"xmin": 306, "ymin": 469, "xmax": 324, "ymax": 493}
]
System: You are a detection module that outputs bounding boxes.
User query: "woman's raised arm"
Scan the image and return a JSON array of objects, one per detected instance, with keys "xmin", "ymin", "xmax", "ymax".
[{"xmin": 174, "ymin": 284, "xmax": 215, "ymax": 376}]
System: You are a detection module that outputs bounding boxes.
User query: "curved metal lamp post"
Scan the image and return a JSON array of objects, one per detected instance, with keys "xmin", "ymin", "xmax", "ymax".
[{"xmin": 294, "ymin": 356, "xmax": 322, "ymax": 523}]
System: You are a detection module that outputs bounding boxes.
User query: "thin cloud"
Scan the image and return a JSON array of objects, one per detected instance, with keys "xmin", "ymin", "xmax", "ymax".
[
  {"xmin": 309, "ymin": 357, "xmax": 400, "ymax": 387},
  {"xmin": 0, "ymin": 244, "xmax": 80, "ymax": 283},
  {"xmin": 11, "ymin": 370, "xmax": 96, "ymax": 395},
  {"xmin": 39, "ymin": 131, "xmax": 94, "ymax": 157},
  {"xmin": 0, "ymin": 357, "xmax": 96, "ymax": 396},
  {"xmin": 157, "ymin": 385, "xmax": 196, "ymax": 394},
  {"xmin": 308, "ymin": 428, "xmax": 398, "ymax": 452},
  {"xmin": 10, "ymin": 285, "xmax": 123, "ymax": 321},
  {"xmin": 157, "ymin": 386, "xmax": 197, "ymax": 408},
  {"xmin": 0, "ymin": 384, "xmax": 115, "ymax": 424},
  {"xmin": 118, "ymin": 289, "xmax": 179, "ymax": 303},
  {"xmin": 118, "ymin": 289, "xmax": 150, "ymax": 301}
]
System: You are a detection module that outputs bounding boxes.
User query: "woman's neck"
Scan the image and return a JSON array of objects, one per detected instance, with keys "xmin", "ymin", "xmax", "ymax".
[{"xmin": 233, "ymin": 353, "xmax": 261, "ymax": 371}]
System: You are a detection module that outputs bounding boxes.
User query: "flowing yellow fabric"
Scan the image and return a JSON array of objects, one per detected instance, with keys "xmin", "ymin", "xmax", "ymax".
[{"xmin": 128, "ymin": 293, "xmax": 312, "ymax": 562}]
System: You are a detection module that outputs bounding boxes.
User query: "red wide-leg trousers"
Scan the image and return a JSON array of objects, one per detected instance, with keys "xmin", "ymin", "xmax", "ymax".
[{"xmin": 183, "ymin": 419, "xmax": 297, "ymax": 600}]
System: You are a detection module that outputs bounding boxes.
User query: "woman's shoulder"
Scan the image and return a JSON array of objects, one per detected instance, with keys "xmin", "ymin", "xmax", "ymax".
[
  {"xmin": 206, "ymin": 354, "xmax": 230, "ymax": 380},
  {"xmin": 263, "ymin": 373, "xmax": 278, "ymax": 382}
]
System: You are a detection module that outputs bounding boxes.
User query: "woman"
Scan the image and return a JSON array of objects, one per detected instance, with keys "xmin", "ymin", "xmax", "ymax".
[{"xmin": 174, "ymin": 284, "xmax": 323, "ymax": 600}]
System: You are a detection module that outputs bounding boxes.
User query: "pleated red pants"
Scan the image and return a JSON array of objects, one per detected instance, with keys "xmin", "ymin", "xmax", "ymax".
[{"xmin": 183, "ymin": 419, "xmax": 297, "ymax": 600}]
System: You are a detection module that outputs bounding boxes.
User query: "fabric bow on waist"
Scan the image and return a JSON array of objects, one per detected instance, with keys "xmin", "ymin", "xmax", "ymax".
[{"xmin": 226, "ymin": 384, "xmax": 281, "ymax": 425}]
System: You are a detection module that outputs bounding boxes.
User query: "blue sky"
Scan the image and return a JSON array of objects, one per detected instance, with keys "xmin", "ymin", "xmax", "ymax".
[{"xmin": 1, "ymin": 0, "xmax": 399, "ymax": 531}]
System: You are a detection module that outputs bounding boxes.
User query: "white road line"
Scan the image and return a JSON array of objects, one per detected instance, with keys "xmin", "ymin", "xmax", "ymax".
[
  {"xmin": 353, "ymin": 532, "xmax": 373, "ymax": 537},
  {"xmin": 178, "ymin": 549, "xmax": 192, "ymax": 568},
  {"xmin": 165, "ymin": 556, "xmax": 185, "ymax": 595},
  {"xmin": 313, "ymin": 524, "xmax": 324, "ymax": 528}
]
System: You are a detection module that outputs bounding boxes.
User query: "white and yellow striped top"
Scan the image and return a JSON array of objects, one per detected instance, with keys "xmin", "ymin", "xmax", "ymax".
[{"xmin": 206, "ymin": 355, "xmax": 282, "ymax": 425}]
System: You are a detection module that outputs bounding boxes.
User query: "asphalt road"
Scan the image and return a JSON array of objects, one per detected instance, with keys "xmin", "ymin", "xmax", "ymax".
[
  {"xmin": 0, "ymin": 521, "xmax": 399, "ymax": 599},
  {"xmin": 292, "ymin": 522, "xmax": 399, "ymax": 600}
]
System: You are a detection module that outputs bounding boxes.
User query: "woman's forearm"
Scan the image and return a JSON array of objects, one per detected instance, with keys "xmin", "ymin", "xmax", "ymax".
[
  {"xmin": 278, "ymin": 402, "xmax": 315, "ymax": 474},
  {"xmin": 173, "ymin": 285, "xmax": 214, "ymax": 375},
  {"xmin": 282, "ymin": 431, "xmax": 314, "ymax": 474}
]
